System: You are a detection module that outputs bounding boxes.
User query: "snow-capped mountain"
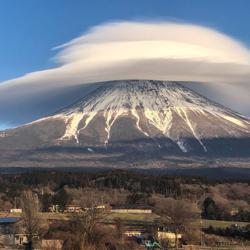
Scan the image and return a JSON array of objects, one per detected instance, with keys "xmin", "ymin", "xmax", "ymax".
[{"xmin": 0, "ymin": 80, "xmax": 250, "ymax": 157}]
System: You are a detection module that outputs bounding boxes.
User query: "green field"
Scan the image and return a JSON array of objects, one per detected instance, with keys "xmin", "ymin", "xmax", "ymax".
[
  {"xmin": 105, "ymin": 212, "xmax": 159, "ymax": 225},
  {"xmin": 107, "ymin": 213, "xmax": 249, "ymax": 228},
  {"xmin": 201, "ymin": 219, "xmax": 249, "ymax": 229},
  {"xmin": 34, "ymin": 212, "xmax": 250, "ymax": 228}
]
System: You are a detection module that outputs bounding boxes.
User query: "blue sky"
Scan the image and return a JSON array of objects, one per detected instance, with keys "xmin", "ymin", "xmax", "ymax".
[{"xmin": 1, "ymin": 0, "xmax": 250, "ymax": 82}]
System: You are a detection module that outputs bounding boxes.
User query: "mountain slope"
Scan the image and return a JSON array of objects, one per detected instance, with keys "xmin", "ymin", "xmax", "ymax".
[{"xmin": 0, "ymin": 80, "xmax": 250, "ymax": 157}]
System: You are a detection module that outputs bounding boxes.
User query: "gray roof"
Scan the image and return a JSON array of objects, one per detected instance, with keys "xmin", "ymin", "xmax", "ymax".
[{"xmin": 0, "ymin": 217, "xmax": 21, "ymax": 224}]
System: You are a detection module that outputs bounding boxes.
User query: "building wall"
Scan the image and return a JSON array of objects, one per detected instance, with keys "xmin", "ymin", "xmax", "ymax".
[
  {"xmin": 124, "ymin": 230, "xmax": 142, "ymax": 237},
  {"xmin": 111, "ymin": 209, "xmax": 152, "ymax": 214},
  {"xmin": 0, "ymin": 234, "xmax": 15, "ymax": 246},
  {"xmin": 14, "ymin": 234, "xmax": 28, "ymax": 245}
]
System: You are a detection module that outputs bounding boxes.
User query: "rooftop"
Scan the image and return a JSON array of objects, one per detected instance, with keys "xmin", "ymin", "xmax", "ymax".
[{"xmin": 0, "ymin": 217, "xmax": 21, "ymax": 224}]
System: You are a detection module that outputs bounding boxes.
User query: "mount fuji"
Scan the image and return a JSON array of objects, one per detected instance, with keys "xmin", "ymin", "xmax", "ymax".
[{"xmin": 0, "ymin": 80, "xmax": 250, "ymax": 168}]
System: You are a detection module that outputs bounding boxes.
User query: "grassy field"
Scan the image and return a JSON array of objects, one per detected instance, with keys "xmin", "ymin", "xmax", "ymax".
[
  {"xmin": 105, "ymin": 212, "xmax": 159, "ymax": 225},
  {"xmin": 201, "ymin": 219, "xmax": 249, "ymax": 229},
  {"xmin": 106, "ymin": 213, "xmax": 249, "ymax": 228},
  {"xmin": 5, "ymin": 212, "xmax": 249, "ymax": 229},
  {"xmin": 40, "ymin": 212, "xmax": 70, "ymax": 220}
]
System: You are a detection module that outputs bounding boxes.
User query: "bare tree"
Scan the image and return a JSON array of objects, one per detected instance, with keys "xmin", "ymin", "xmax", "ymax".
[
  {"xmin": 114, "ymin": 217, "xmax": 123, "ymax": 240},
  {"xmin": 155, "ymin": 197, "xmax": 199, "ymax": 249},
  {"xmin": 20, "ymin": 190, "xmax": 47, "ymax": 250},
  {"xmin": 65, "ymin": 200, "xmax": 107, "ymax": 250}
]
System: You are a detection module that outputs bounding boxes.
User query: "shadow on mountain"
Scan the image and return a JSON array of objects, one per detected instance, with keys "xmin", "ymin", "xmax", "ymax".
[{"xmin": 27, "ymin": 136, "xmax": 250, "ymax": 157}]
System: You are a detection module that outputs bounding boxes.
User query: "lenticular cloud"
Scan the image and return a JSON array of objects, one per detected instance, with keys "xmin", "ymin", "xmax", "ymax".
[
  {"xmin": 56, "ymin": 21, "xmax": 250, "ymax": 65},
  {"xmin": 1, "ymin": 21, "xmax": 250, "ymax": 127},
  {"xmin": 2, "ymin": 21, "xmax": 250, "ymax": 90}
]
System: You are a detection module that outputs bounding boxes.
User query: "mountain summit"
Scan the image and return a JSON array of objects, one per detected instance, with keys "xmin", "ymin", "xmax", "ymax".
[{"xmin": 0, "ymin": 80, "xmax": 250, "ymax": 158}]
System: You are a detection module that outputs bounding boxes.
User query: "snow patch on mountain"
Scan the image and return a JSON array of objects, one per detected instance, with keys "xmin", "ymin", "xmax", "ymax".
[
  {"xmin": 43, "ymin": 80, "xmax": 250, "ymax": 152},
  {"xmin": 175, "ymin": 107, "xmax": 207, "ymax": 152},
  {"xmin": 61, "ymin": 113, "xmax": 83, "ymax": 143},
  {"xmin": 219, "ymin": 114, "xmax": 248, "ymax": 128}
]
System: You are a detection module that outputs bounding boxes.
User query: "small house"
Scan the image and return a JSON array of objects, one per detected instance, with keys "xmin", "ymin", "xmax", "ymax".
[
  {"xmin": 124, "ymin": 229, "xmax": 143, "ymax": 237},
  {"xmin": 65, "ymin": 205, "xmax": 83, "ymax": 213},
  {"xmin": 49, "ymin": 204, "xmax": 60, "ymax": 213},
  {"xmin": 0, "ymin": 217, "xmax": 27, "ymax": 246},
  {"xmin": 157, "ymin": 230, "xmax": 182, "ymax": 248},
  {"xmin": 10, "ymin": 208, "xmax": 22, "ymax": 213}
]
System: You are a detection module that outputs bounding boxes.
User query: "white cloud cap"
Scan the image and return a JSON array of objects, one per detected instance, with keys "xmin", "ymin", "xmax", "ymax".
[
  {"xmin": 2, "ymin": 21, "xmax": 250, "ymax": 89},
  {"xmin": 0, "ymin": 21, "xmax": 250, "ymax": 126}
]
